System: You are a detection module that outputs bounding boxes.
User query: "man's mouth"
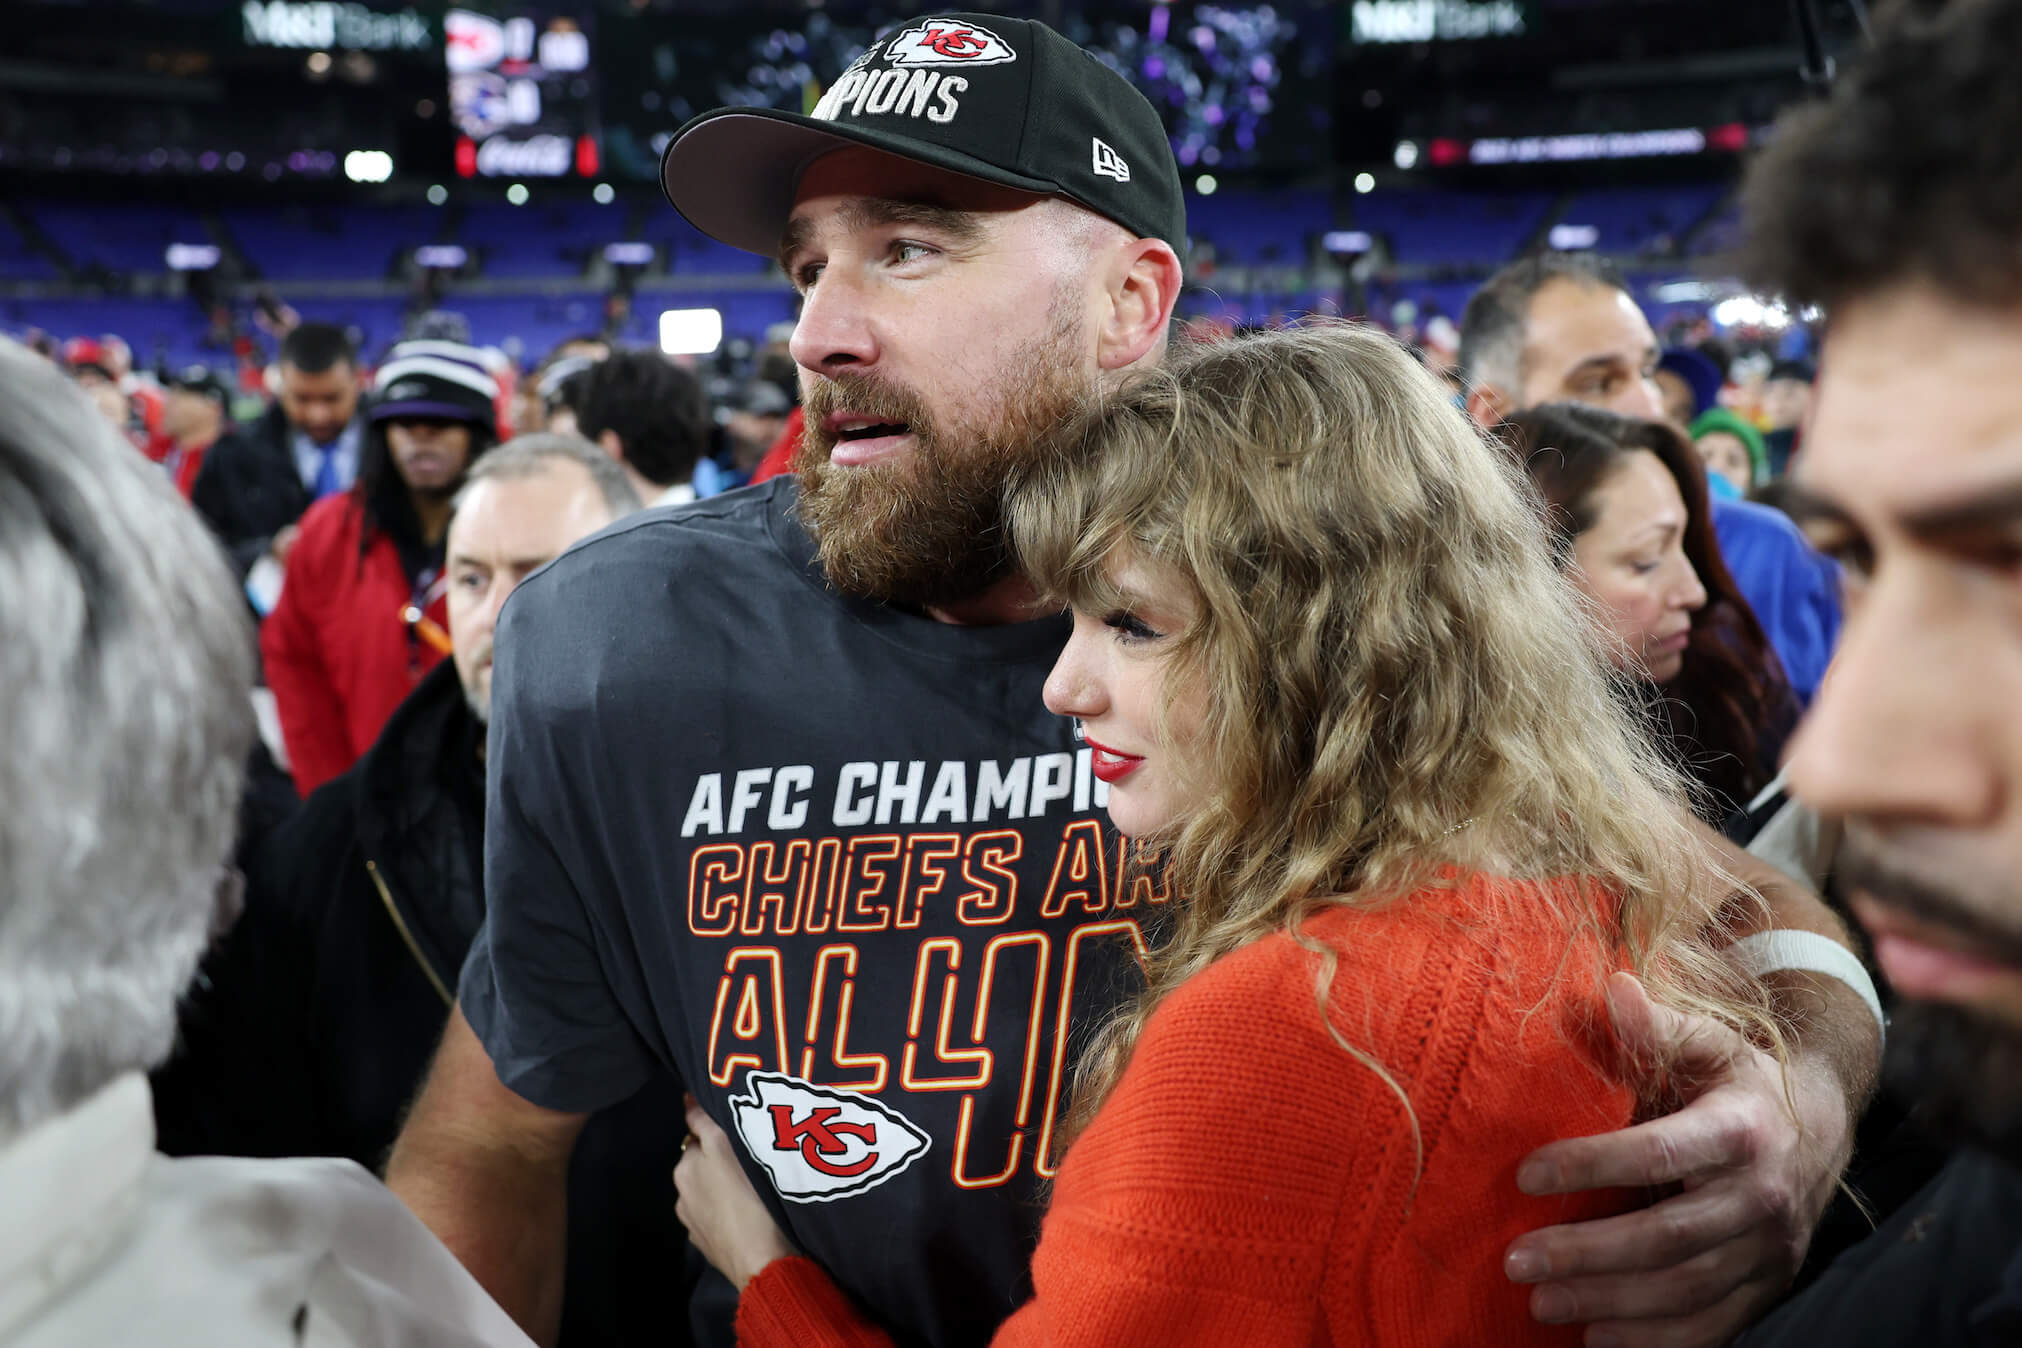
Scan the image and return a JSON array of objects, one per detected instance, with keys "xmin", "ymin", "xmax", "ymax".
[
  {"xmin": 825, "ymin": 414, "xmax": 912, "ymax": 466},
  {"xmin": 1853, "ymin": 894, "xmax": 2022, "ymax": 1003}
]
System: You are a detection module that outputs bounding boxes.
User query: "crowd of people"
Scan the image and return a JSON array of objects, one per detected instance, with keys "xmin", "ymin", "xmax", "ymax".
[{"xmin": 2, "ymin": 2, "xmax": 2019, "ymax": 1346}]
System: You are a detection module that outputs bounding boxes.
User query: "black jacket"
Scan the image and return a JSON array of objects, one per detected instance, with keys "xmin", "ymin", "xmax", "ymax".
[
  {"xmin": 152, "ymin": 660, "xmax": 695, "ymax": 1346},
  {"xmin": 1739, "ymin": 1150, "xmax": 2022, "ymax": 1347},
  {"xmin": 190, "ymin": 403, "xmax": 320, "ymax": 578}
]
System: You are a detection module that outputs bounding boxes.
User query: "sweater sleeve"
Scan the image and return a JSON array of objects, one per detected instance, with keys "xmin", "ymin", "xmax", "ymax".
[{"xmin": 261, "ymin": 516, "xmax": 354, "ymax": 796}]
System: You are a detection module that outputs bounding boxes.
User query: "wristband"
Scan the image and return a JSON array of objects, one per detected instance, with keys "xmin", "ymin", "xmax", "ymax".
[{"xmin": 1728, "ymin": 930, "xmax": 1887, "ymax": 1043}]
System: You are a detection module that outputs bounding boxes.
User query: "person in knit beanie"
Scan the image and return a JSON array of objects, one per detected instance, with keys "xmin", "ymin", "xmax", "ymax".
[{"xmin": 1691, "ymin": 406, "xmax": 1771, "ymax": 495}]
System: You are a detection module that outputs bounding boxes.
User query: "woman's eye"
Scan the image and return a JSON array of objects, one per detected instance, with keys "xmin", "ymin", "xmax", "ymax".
[{"xmin": 1102, "ymin": 610, "xmax": 1164, "ymax": 642}]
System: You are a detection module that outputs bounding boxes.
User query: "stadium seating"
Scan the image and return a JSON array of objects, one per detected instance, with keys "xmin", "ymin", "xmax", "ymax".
[
  {"xmin": 1553, "ymin": 185, "xmax": 1724, "ymax": 257},
  {"xmin": 222, "ymin": 204, "xmax": 448, "ymax": 282},
  {"xmin": 32, "ymin": 204, "xmax": 212, "ymax": 276},
  {"xmin": 0, "ymin": 216, "xmax": 60, "ymax": 283},
  {"xmin": 458, "ymin": 202, "xmax": 635, "ymax": 280},
  {"xmin": 1352, "ymin": 189, "xmax": 1556, "ymax": 266}
]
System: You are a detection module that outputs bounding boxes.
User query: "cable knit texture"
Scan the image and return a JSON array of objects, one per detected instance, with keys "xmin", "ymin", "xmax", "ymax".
[{"xmin": 736, "ymin": 873, "xmax": 1638, "ymax": 1347}]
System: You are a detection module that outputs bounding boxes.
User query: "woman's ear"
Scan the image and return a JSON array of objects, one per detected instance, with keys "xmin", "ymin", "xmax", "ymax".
[{"xmin": 1096, "ymin": 238, "xmax": 1185, "ymax": 372}]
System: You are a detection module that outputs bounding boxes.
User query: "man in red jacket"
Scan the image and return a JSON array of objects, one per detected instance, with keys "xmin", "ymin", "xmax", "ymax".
[{"xmin": 262, "ymin": 339, "xmax": 500, "ymax": 796}]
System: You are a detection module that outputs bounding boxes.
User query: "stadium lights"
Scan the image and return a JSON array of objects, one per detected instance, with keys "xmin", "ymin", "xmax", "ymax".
[
  {"xmin": 1548, "ymin": 223, "xmax": 1599, "ymax": 250},
  {"xmin": 603, "ymin": 242, "xmax": 655, "ymax": 266},
  {"xmin": 593, "ymin": 182, "xmax": 615, "ymax": 205},
  {"xmin": 426, "ymin": 183, "xmax": 448, "ymax": 205},
  {"xmin": 343, "ymin": 149, "xmax": 394, "ymax": 183},
  {"xmin": 1322, "ymin": 230, "xmax": 1374, "ymax": 257},
  {"xmin": 660, "ymin": 308, "xmax": 724, "ymax": 357},
  {"xmin": 1712, "ymin": 295, "xmax": 1792, "ymax": 330},
  {"xmin": 415, "ymin": 245, "xmax": 469, "ymax": 269},
  {"xmin": 1195, "ymin": 174, "xmax": 1218, "ymax": 195},
  {"xmin": 1354, "ymin": 172, "xmax": 1376, "ymax": 194},
  {"xmin": 165, "ymin": 243, "xmax": 221, "ymax": 271},
  {"xmin": 1393, "ymin": 140, "xmax": 1419, "ymax": 170},
  {"xmin": 506, "ymin": 183, "xmax": 529, "ymax": 205}
]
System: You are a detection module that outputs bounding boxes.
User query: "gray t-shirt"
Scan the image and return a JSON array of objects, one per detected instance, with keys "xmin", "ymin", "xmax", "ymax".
[{"xmin": 460, "ymin": 479, "xmax": 1159, "ymax": 1347}]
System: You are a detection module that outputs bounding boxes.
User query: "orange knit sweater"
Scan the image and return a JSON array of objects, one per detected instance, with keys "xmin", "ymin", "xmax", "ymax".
[{"xmin": 736, "ymin": 874, "xmax": 1638, "ymax": 1347}]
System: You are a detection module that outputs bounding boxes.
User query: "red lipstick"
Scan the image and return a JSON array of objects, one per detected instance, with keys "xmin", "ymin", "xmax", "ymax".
[{"xmin": 1084, "ymin": 736, "xmax": 1144, "ymax": 784}]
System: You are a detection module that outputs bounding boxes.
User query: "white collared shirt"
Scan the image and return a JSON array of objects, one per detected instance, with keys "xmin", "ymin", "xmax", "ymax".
[
  {"xmin": 655, "ymin": 481, "xmax": 697, "ymax": 508},
  {"xmin": 0, "ymin": 1074, "xmax": 535, "ymax": 1348},
  {"xmin": 292, "ymin": 421, "xmax": 361, "ymax": 497}
]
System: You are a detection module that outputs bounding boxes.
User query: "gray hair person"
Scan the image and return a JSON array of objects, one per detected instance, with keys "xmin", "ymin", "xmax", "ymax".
[
  {"xmin": 0, "ymin": 335, "xmax": 535, "ymax": 1348},
  {"xmin": 451, "ymin": 429, "xmax": 644, "ymax": 518}
]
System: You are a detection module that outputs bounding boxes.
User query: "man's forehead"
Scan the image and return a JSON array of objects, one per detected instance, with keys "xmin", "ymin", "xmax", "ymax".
[
  {"xmin": 1525, "ymin": 279, "xmax": 1655, "ymax": 363},
  {"xmin": 788, "ymin": 149, "xmax": 1047, "ymax": 228}
]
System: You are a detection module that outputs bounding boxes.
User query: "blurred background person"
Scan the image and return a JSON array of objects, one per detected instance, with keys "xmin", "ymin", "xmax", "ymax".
[
  {"xmin": 1759, "ymin": 358, "xmax": 1816, "ymax": 478},
  {"xmin": 1496, "ymin": 403, "xmax": 1793, "ymax": 826},
  {"xmin": 191, "ymin": 321, "xmax": 364, "ymax": 599},
  {"xmin": 573, "ymin": 346, "xmax": 712, "ymax": 507},
  {"xmin": 261, "ymin": 339, "xmax": 499, "ymax": 796},
  {"xmin": 158, "ymin": 364, "xmax": 231, "ymax": 499},
  {"xmin": 0, "ymin": 333, "xmax": 534, "ymax": 1348},
  {"xmin": 152, "ymin": 435, "xmax": 689, "ymax": 1346},
  {"xmin": 1655, "ymin": 345, "xmax": 1725, "ymax": 427},
  {"xmin": 695, "ymin": 377, "xmax": 792, "ymax": 497},
  {"xmin": 1691, "ymin": 406, "xmax": 1770, "ymax": 498},
  {"xmin": 1459, "ymin": 254, "xmax": 1842, "ymax": 707}
]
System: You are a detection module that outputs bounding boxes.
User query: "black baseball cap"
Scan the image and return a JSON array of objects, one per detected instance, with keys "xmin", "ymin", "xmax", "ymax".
[
  {"xmin": 166, "ymin": 364, "xmax": 232, "ymax": 404},
  {"xmin": 660, "ymin": 14, "xmax": 1186, "ymax": 259}
]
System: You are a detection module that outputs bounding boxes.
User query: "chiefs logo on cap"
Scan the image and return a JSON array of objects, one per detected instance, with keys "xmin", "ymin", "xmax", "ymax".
[
  {"xmin": 728, "ymin": 1072, "xmax": 931, "ymax": 1203},
  {"xmin": 885, "ymin": 20, "xmax": 1017, "ymax": 67}
]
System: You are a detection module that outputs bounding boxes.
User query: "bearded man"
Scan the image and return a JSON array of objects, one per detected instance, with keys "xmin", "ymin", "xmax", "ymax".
[{"xmin": 388, "ymin": 16, "xmax": 1879, "ymax": 1348}]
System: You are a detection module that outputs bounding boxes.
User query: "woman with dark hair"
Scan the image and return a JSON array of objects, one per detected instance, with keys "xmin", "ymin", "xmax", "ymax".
[
  {"xmin": 1495, "ymin": 403, "xmax": 1796, "ymax": 824},
  {"xmin": 263, "ymin": 340, "xmax": 501, "ymax": 795}
]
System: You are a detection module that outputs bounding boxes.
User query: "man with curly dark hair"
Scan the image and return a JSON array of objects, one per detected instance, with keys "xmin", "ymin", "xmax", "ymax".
[{"xmin": 1735, "ymin": 1, "xmax": 2022, "ymax": 1343}]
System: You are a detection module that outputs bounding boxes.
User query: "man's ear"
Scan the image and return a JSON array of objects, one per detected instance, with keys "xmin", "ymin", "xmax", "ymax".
[
  {"xmin": 1096, "ymin": 238, "xmax": 1185, "ymax": 372},
  {"xmin": 1465, "ymin": 382, "xmax": 1514, "ymax": 432},
  {"xmin": 596, "ymin": 428, "xmax": 627, "ymax": 464}
]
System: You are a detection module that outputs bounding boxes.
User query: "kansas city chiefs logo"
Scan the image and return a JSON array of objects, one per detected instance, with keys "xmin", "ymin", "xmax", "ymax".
[
  {"xmin": 727, "ymin": 1072, "xmax": 931, "ymax": 1204},
  {"xmin": 885, "ymin": 20, "xmax": 1017, "ymax": 67}
]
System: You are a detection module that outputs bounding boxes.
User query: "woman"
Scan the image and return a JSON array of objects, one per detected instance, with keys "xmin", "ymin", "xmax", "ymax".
[
  {"xmin": 1496, "ymin": 403, "xmax": 1795, "ymax": 825},
  {"xmin": 672, "ymin": 326, "xmax": 1780, "ymax": 1346},
  {"xmin": 261, "ymin": 340, "xmax": 499, "ymax": 794}
]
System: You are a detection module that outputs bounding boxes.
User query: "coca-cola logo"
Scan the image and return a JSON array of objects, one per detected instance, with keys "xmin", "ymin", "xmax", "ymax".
[{"xmin": 475, "ymin": 134, "xmax": 571, "ymax": 177}]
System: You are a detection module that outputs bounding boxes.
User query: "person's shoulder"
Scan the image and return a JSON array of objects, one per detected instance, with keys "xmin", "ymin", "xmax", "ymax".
[{"xmin": 1713, "ymin": 495, "xmax": 1812, "ymax": 551}]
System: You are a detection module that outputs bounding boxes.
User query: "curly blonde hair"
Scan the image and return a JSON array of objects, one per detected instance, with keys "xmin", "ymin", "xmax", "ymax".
[{"xmin": 1008, "ymin": 323, "xmax": 1778, "ymax": 1150}]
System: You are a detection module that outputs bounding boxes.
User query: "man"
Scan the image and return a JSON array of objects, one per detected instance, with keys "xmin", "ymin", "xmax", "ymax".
[
  {"xmin": 696, "ymin": 378, "xmax": 794, "ymax": 496},
  {"xmin": 1725, "ymin": 1, "xmax": 2022, "ymax": 1341},
  {"xmin": 572, "ymin": 347, "xmax": 713, "ymax": 506},
  {"xmin": 152, "ymin": 435, "xmax": 676, "ymax": 1345},
  {"xmin": 0, "ymin": 335, "xmax": 533, "ymax": 1348},
  {"xmin": 389, "ymin": 16, "xmax": 1877, "ymax": 1348},
  {"xmin": 191, "ymin": 321, "xmax": 363, "ymax": 599},
  {"xmin": 1759, "ymin": 358, "xmax": 1816, "ymax": 479},
  {"xmin": 158, "ymin": 364, "xmax": 230, "ymax": 498},
  {"xmin": 1460, "ymin": 254, "xmax": 1843, "ymax": 706}
]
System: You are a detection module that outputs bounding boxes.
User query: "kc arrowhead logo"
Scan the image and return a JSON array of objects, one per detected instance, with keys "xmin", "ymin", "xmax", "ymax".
[
  {"xmin": 727, "ymin": 1072, "xmax": 931, "ymax": 1204},
  {"xmin": 885, "ymin": 20, "xmax": 1018, "ymax": 67}
]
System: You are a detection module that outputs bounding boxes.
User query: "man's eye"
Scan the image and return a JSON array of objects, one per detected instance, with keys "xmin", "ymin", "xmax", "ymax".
[
  {"xmin": 892, "ymin": 241, "xmax": 934, "ymax": 265},
  {"xmin": 793, "ymin": 262, "xmax": 824, "ymax": 291}
]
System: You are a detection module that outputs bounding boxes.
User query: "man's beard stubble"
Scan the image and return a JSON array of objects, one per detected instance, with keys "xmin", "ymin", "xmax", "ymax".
[
  {"xmin": 792, "ymin": 309, "xmax": 1094, "ymax": 611},
  {"xmin": 1840, "ymin": 830, "xmax": 2022, "ymax": 1168}
]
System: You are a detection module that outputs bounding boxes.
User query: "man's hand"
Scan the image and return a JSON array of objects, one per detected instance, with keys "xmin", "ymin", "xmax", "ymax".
[
  {"xmin": 270, "ymin": 523, "xmax": 301, "ymax": 565},
  {"xmin": 674, "ymin": 1096, "xmax": 797, "ymax": 1292},
  {"xmin": 1503, "ymin": 973, "xmax": 1851, "ymax": 1348}
]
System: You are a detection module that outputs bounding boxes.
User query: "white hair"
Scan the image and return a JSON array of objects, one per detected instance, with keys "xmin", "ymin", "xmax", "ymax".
[{"xmin": 0, "ymin": 337, "xmax": 254, "ymax": 1140}]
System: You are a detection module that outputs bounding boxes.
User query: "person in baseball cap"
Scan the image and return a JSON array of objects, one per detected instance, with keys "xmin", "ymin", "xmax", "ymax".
[{"xmin": 660, "ymin": 13, "xmax": 1186, "ymax": 258}]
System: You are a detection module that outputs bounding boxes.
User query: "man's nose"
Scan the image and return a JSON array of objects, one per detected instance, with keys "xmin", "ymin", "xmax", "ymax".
[
  {"xmin": 1786, "ymin": 577, "xmax": 2002, "ymax": 827},
  {"xmin": 789, "ymin": 271, "xmax": 880, "ymax": 376}
]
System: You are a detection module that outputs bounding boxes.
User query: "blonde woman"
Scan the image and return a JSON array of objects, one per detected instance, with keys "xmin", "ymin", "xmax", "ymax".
[{"xmin": 672, "ymin": 325, "xmax": 1782, "ymax": 1346}]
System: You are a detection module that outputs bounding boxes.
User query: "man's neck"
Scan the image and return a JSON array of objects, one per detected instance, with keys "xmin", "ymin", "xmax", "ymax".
[
  {"xmin": 412, "ymin": 492, "xmax": 454, "ymax": 546},
  {"xmin": 925, "ymin": 574, "xmax": 1052, "ymax": 627}
]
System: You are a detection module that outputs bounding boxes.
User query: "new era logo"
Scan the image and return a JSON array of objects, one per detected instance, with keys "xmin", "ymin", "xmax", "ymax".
[
  {"xmin": 886, "ymin": 20, "xmax": 1017, "ymax": 67},
  {"xmin": 727, "ymin": 1072, "xmax": 931, "ymax": 1204},
  {"xmin": 1092, "ymin": 138, "xmax": 1131, "ymax": 183}
]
